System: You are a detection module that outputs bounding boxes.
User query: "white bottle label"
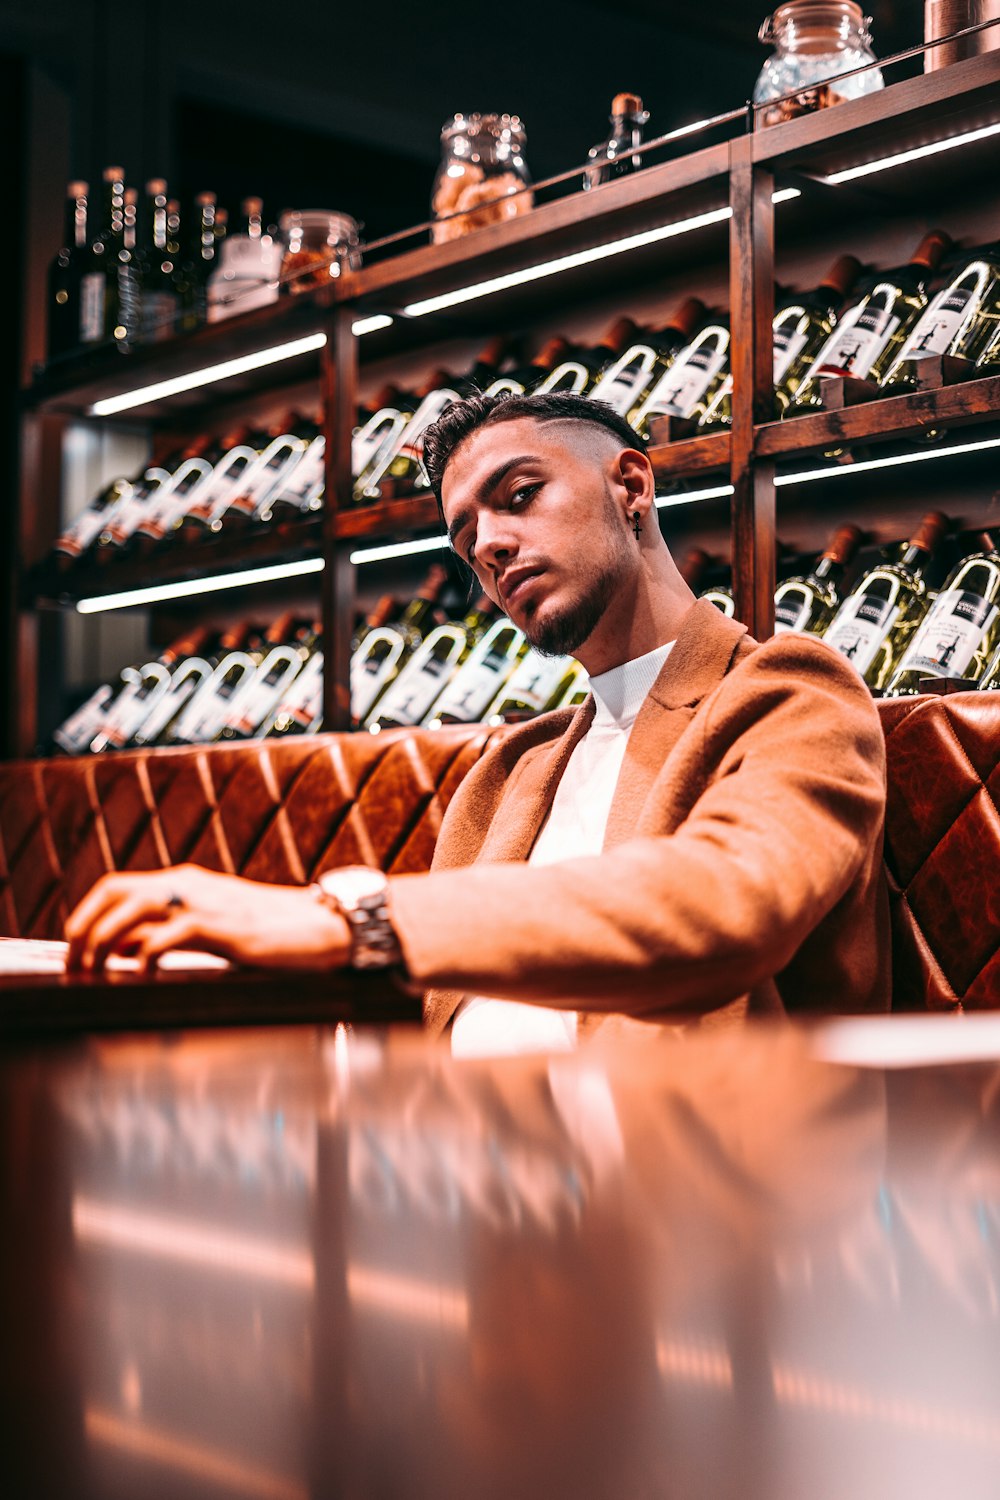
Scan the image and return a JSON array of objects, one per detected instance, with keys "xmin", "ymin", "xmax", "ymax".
[
  {"xmin": 894, "ymin": 284, "xmax": 977, "ymax": 363},
  {"xmin": 225, "ymin": 648, "xmax": 304, "ymax": 736},
  {"xmin": 894, "ymin": 589, "xmax": 999, "ymax": 679},
  {"xmin": 813, "ymin": 288, "xmax": 900, "ymax": 380},
  {"xmin": 174, "ymin": 653, "xmax": 257, "ymax": 741},
  {"xmin": 369, "ymin": 629, "xmax": 466, "ymax": 727},
  {"xmin": 773, "ymin": 585, "xmax": 814, "ymax": 634},
  {"xmin": 133, "ymin": 660, "xmax": 213, "ymax": 745},
  {"xmin": 824, "ymin": 593, "xmax": 900, "ymax": 675},
  {"xmin": 207, "ymin": 235, "xmax": 283, "ymax": 321},
  {"xmin": 430, "ymin": 625, "xmax": 525, "ymax": 722},
  {"xmin": 352, "ymin": 410, "xmax": 407, "ymax": 478},
  {"xmin": 184, "ymin": 447, "xmax": 258, "ymax": 529},
  {"xmin": 772, "ymin": 314, "xmax": 810, "ymax": 385},
  {"xmin": 116, "ymin": 460, "xmax": 212, "ymax": 544},
  {"xmin": 534, "ymin": 360, "xmax": 590, "ymax": 396},
  {"xmin": 79, "ymin": 272, "xmax": 105, "ymax": 343},
  {"xmin": 53, "ymin": 685, "xmax": 113, "ymax": 754},
  {"xmin": 494, "ymin": 651, "xmax": 574, "ymax": 713},
  {"xmin": 588, "ymin": 343, "xmax": 659, "ymax": 415},
  {"xmin": 350, "ymin": 628, "xmax": 407, "ymax": 721},
  {"xmin": 274, "ymin": 652, "xmax": 324, "ymax": 727},
  {"xmin": 638, "ymin": 335, "xmax": 727, "ymax": 420},
  {"xmin": 267, "ymin": 437, "xmax": 325, "ymax": 511}
]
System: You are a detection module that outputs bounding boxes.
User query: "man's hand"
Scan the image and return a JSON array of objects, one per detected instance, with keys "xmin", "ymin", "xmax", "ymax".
[{"xmin": 64, "ymin": 864, "xmax": 352, "ymax": 975}]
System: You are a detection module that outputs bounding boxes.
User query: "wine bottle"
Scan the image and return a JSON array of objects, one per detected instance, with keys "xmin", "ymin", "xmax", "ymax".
[
  {"xmin": 424, "ymin": 617, "xmax": 527, "ymax": 726},
  {"xmin": 264, "ymin": 632, "xmax": 325, "ymax": 737},
  {"xmin": 583, "ymin": 92, "xmax": 649, "ymax": 190},
  {"xmin": 790, "ymin": 231, "xmax": 952, "ymax": 409},
  {"xmin": 130, "ymin": 639, "xmax": 220, "ymax": 747},
  {"xmin": 51, "ymin": 474, "xmax": 134, "ymax": 567},
  {"xmin": 115, "ymin": 188, "xmax": 142, "ymax": 349},
  {"xmin": 364, "ymin": 595, "xmax": 494, "ymax": 732},
  {"xmin": 773, "ymin": 524, "xmax": 862, "ymax": 635},
  {"xmin": 630, "ymin": 317, "xmax": 730, "ymax": 431},
  {"xmin": 134, "ymin": 179, "xmax": 180, "ymax": 344},
  {"xmin": 355, "ymin": 372, "xmax": 463, "ymax": 501},
  {"xmin": 207, "ymin": 196, "xmax": 282, "ymax": 321},
  {"xmin": 90, "ymin": 628, "xmax": 214, "ymax": 752},
  {"xmin": 165, "ymin": 624, "xmax": 266, "ymax": 744},
  {"xmin": 78, "ymin": 166, "xmax": 126, "ymax": 346},
  {"xmin": 822, "ymin": 512, "xmax": 948, "ymax": 690},
  {"xmin": 980, "ymin": 637, "xmax": 1000, "ymax": 691},
  {"xmin": 215, "ymin": 415, "xmax": 319, "ymax": 528},
  {"xmin": 174, "ymin": 191, "xmax": 219, "ymax": 335},
  {"xmin": 219, "ymin": 619, "xmax": 315, "ymax": 740},
  {"xmin": 176, "ymin": 426, "xmax": 269, "ymax": 539},
  {"xmin": 482, "ymin": 649, "xmax": 583, "ymax": 722},
  {"xmin": 99, "ymin": 452, "xmax": 215, "ymax": 555},
  {"xmin": 352, "ymin": 594, "xmax": 397, "ymax": 652},
  {"xmin": 700, "ymin": 256, "xmax": 862, "ymax": 429},
  {"xmin": 884, "ymin": 532, "xmax": 1000, "ymax": 695},
  {"xmin": 350, "ymin": 564, "xmax": 448, "ymax": 721},
  {"xmin": 47, "ymin": 181, "xmax": 89, "ymax": 361},
  {"xmin": 530, "ymin": 317, "xmax": 641, "ymax": 402},
  {"xmin": 881, "ymin": 242, "xmax": 1000, "ymax": 390},
  {"xmin": 456, "ymin": 335, "xmax": 514, "ymax": 395},
  {"xmin": 591, "ymin": 300, "xmax": 704, "ymax": 420},
  {"xmin": 483, "ymin": 336, "xmax": 574, "ymax": 397}
]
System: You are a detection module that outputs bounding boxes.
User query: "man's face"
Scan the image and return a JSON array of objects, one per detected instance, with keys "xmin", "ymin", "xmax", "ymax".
[{"xmin": 441, "ymin": 416, "xmax": 636, "ymax": 659}]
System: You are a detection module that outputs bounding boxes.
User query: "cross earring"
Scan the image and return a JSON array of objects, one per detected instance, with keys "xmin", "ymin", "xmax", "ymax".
[{"xmin": 632, "ymin": 511, "xmax": 643, "ymax": 540}]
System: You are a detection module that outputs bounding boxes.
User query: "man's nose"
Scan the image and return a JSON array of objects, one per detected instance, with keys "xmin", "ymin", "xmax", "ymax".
[{"xmin": 475, "ymin": 513, "xmax": 519, "ymax": 572}]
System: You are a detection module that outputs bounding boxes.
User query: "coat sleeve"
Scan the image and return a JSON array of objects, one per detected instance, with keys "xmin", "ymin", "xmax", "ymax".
[{"xmin": 386, "ymin": 640, "xmax": 887, "ymax": 1015}]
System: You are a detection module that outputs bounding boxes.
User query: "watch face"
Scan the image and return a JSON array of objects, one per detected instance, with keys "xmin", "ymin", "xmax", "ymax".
[{"xmin": 319, "ymin": 865, "xmax": 386, "ymax": 905}]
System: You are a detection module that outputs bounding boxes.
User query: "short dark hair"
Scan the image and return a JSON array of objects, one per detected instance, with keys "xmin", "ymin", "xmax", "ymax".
[{"xmin": 422, "ymin": 390, "xmax": 645, "ymax": 505}]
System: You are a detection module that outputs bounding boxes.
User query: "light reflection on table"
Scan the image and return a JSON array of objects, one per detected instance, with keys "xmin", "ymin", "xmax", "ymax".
[{"xmin": 3, "ymin": 1018, "xmax": 1000, "ymax": 1499}]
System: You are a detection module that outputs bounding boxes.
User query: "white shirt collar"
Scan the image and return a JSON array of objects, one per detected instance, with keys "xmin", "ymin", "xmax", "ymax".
[{"xmin": 589, "ymin": 640, "xmax": 675, "ymax": 731}]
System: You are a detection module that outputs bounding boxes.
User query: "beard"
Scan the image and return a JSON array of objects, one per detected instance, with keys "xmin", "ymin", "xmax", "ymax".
[{"xmin": 521, "ymin": 487, "xmax": 632, "ymax": 657}]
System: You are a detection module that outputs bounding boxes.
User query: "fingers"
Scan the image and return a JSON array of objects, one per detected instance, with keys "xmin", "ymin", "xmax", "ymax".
[
  {"xmin": 70, "ymin": 892, "xmax": 173, "ymax": 974},
  {"xmin": 128, "ymin": 915, "xmax": 202, "ymax": 975},
  {"xmin": 65, "ymin": 874, "xmax": 137, "ymax": 969}
]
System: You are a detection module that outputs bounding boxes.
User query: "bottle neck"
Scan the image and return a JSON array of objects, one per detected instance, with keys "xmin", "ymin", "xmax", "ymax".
[
  {"xmin": 64, "ymin": 192, "xmax": 87, "ymax": 251},
  {"xmin": 811, "ymin": 554, "xmax": 840, "ymax": 583},
  {"xmin": 101, "ymin": 181, "xmax": 124, "ymax": 245},
  {"xmin": 899, "ymin": 542, "xmax": 932, "ymax": 576}
]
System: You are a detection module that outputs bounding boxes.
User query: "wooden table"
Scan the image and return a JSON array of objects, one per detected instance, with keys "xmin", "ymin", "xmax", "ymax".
[{"xmin": 3, "ymin": 1014, "xmax": 1000, "ymax": 1500}]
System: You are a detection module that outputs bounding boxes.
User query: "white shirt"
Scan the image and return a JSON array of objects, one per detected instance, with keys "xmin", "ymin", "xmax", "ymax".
[{"xmin": 451, "ymin": 640, "xmax": 675, "ymax": 1058}]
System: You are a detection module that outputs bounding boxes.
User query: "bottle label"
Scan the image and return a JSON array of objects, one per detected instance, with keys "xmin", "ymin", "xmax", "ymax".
[
  {"xmin": 226, "ymin": 650, "xmax": 304, "ymax": 736},
  {"xmin": 494, "ymin": 652, "xmax": 574, "ymax": 713},
  {"xmin": 101, "ymin": 665, "xmax": 172, "ymax": 748},
  {"xmin": 174, "ymin": 656, "xmax": 256, "ymax": 742},
  {"xmin": 638, "ymin": 339, "xmax": 727, "ymax": 421},
  {"xmin": 140, "ymin": 289, "xmax": 180, "ymax": 343},
  {"xmin": 352, "ymin": 411, "xmax": 406, "ymax": 480},
  {"xmin": 207, "ymin": 236, "xmax": 283, "ymax": 320},
  {"xmin": 824, "ymin": 593, "xmax": 900, "ymax": 675},
  {"xmin": 350, "ymin": 629, "xmax": 407, "ymax": 720},
  {"xmin": 772, "ymin": 320, "xmax": 810, "ymax": 386},
  {"xmin": 79, "ymin": 272, "xmax": 106, "ymax": 343},
  {"xmin": 133, "ymin": 661, "xmax": 213, "ymax": 745},
  {"xmin": 813, "ymin": 292, "xmax": 900, "ymax": 380},
  {"xmin": 534, "ymin": 360, "xmax": 590, "ymax": 396},
  {"xmin": 895, "ymin": 589, "xmax": 999, "ymax": 679},
  {"xmin": 431, "ymin": 628, "xmax": 525, "ymax": 721},
  {"xmin": 894, "ymin": 285, "xmax": 977, "ymax": 363},
  {"xmin": 773, "ymin": 587, "xmax": 812, "ymax": 634},
  {"xmin": 273, "ymin": 654, "xmax": 324, "ymax": 726},
  {"xmin": 369, "ymin": 631, "xmax": 466, "ymax": 727},
  {"xmin": 268, "ymin": 437, "xmax": 325, "ymax": 511},
  {"xmin": 53, "ymin": 685, "xmax": 113, "ymax": 754},
  {"xmin": 228, "ymin": 438, "xmax": 308, "ymax": 519},
  {"xmin": 183, "ymin": 448, "xmax": 258, "ymax": 528},
  {"xmin": 59, "ymin": 498, "xmax": 125, "ymax": 558},
  {"xmin": 588, "ymin": 343, "xmax": 659, "ymax": 415}
]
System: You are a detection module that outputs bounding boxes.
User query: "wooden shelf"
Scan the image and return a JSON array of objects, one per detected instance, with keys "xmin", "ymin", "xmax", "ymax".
[{"xmin": 755, "ymin": 373, "xmax": 1000, "ymax": 459}]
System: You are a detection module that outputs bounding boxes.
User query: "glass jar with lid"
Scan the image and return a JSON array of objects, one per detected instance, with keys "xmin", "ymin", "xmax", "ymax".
[
  {"xmin": 279, "ymin": 210, "xmax": 362, "ymax": 294},
  {"xmin": 431, "ymin": 113, "xmax": 533, "ymax": 244},
  {"xmin": 754, "ymin": 2, "xmax": 884, "ymax": 127}
]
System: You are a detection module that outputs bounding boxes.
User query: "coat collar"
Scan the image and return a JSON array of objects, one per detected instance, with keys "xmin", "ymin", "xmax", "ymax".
[{"xmin": 647, "ymin": 597, "xmax": 752, "ymax": 709}]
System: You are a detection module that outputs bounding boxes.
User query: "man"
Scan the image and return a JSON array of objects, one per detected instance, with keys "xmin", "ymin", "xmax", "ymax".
[{"xmin": 65, "ymin": 392, "xmax": 891, "ymax": 1042}]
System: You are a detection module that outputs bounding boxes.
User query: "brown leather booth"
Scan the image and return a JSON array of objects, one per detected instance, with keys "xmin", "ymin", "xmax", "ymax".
[{"xmin": 0, "ymin": 695, "xmax": 997, "ymax": 1010}]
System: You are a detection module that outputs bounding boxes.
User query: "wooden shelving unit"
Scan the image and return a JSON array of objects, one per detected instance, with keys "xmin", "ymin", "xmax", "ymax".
[{"xmin": 10, "ymin": 46, "xmax": 1000, "ymax": 755}]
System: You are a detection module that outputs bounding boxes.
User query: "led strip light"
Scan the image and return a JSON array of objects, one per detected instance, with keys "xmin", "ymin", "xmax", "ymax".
[
  {"xmin": 87, "ymin": 316, "xmax": 393, "ymax": 418},
  {"xmin": 820, "ymin": 119, "xmax": 1000, "ymax": 186}
]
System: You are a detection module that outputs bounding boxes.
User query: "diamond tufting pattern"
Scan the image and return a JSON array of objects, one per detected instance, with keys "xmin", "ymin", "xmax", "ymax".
[{"xmin": 1, "ymin": 698, "xmax": 997, "ymax": 1010}]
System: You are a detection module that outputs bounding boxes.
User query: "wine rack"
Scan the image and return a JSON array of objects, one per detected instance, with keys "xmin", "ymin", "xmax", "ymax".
[{"xmin": 11, "ymin": 44, "xmax": 1000, "ymax": 757}]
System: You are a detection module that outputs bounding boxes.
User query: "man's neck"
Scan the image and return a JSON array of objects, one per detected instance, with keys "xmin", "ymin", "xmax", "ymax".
[{"xmin": 576, "ymin": 573, "xmax": 695, "ymax": 676}]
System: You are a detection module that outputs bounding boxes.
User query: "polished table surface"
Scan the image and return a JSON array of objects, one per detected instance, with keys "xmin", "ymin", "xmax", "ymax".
[{"xmin": 3, "ymin": 1014, "xmax": 1000, "ymax": 1500}]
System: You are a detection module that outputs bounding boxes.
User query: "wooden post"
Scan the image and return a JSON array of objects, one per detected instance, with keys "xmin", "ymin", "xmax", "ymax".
[
  {"xmin": 728, "ymin": 140, "xmax": 776, "ymax": 639},
  {"xmin": 320, "ymin": 304, "xmax": 358, "ymax": 731}
]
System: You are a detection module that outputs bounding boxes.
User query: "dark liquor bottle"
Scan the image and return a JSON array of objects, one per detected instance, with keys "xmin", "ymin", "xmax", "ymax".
[
  {"xmin": 114, "ymin": 187, "xmax": 142, "ymax": 348},
  {"xmin": 47, "ymin": 180, "xmax": 89, "ymax": 360},
  {"xmin": 174, "ymin": 191, "xmax": 219, "ymax": 335},
  {"xmin": 136, "ymin": 179, "xmax": 180, "ymax": 344},
  {"xmin": 584, "ymin": 92, "xmax": 650, "ymax": 190},
  {"xmin": 884, "ymin": 532, "xmax": 1000, "ymax": 695},
  {"xmin": 78, "ymin": 165, "xmax": 126, "ymax": 346},
  {"xmin": 791, "ymin": 231, "xmax": 952, "ymax": 409},
  {"xmin": 823, "ymin": 511, "xmax": 948, "ymax": 690},
  {"xmin": 773, "ymin": 524, "xmax": 862, "ymax": 635},
  {"xmin": 881, "ymin": 241, "xmax": 1000, "ymax": 390}
]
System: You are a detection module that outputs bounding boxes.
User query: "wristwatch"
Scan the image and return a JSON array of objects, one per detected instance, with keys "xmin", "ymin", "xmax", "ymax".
[{"xmin": 313, "ymin": 865, "xmax": 404, "ymax": 970}]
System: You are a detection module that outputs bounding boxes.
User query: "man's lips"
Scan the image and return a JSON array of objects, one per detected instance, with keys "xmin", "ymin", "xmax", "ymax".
[{"xmin": 500, "ymin": 567, "xmax": 545, "ymax": 610}]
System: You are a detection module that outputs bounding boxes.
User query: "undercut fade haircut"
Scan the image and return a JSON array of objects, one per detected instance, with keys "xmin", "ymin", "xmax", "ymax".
[{"xmin": 422, "ymin": 390, "xmax": 645, "ymax": 506}]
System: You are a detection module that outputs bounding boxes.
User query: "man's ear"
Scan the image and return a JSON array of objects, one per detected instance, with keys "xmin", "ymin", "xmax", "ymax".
[{"xmin": 616, "ymin": 447, "xmax": 656, "ymax": 520}]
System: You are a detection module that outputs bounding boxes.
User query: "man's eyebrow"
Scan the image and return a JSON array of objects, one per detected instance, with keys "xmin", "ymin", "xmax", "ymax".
[{"xmin": 446, "ymin": 453, "xmax": 539, "ymax": 549}]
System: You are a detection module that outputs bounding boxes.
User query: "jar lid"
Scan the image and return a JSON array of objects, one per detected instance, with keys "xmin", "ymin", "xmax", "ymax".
[
  {"xmin": 760, "ymin": 1, "xmax": 871, "ymax": 44},
  {"xmin": 440, "ymin": 112, "xmax": 527, "ymax": 145},
  {"xmin": 279, "ymin": 209, "xmax": 361, "ymax": 242}
]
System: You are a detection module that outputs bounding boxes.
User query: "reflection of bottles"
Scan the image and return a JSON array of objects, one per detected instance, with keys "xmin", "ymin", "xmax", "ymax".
[
  {"xmin": 365, "ymin": 596, "xmax": 494, "ymax": 732},
  {"xmin": 584, "ymin": 92, "xmax": 649, "ymax": 189},
  {"xmin": 884, "ymin": 532, "xmax": 1000, "ymax": 696},
  {"xmin": 791, "ymin": 231, "xmax": 951, "ymax": 408},
  {"xmin": 425, "ymin": 618, "xmax": 526, "ymax": 726},
  {"xmin": 47, "ymin": 181, "xmax": 89, "ymax": 360},
  {"xmin": 483, "ymin": 649, "xmax": 583, "ymax": 721},
  {"xmin": 774, "ymin": 524, "xmax": 861, "ymax": 635},
  {"xmin": 823, "ymin": 512, "xmax": 947, "ymax": 690},
  {"xmin": 881, "ymin": 243, "xmax": 1000, "ymax": 390},
  {"xmin": 631, "ymin": 319, "xmax": 730, "ymax": 430}
]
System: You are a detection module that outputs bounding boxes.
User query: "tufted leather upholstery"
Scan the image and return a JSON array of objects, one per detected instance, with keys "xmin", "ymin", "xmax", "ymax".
[{"xmin": 0, "ymin": 695, "xmax": 997, "ymax": 1010}]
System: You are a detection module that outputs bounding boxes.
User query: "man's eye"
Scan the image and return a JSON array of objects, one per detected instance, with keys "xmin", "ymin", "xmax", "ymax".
[{"xmin": 511, "ymin": 482, "xmax": 540, "ymax": 506}]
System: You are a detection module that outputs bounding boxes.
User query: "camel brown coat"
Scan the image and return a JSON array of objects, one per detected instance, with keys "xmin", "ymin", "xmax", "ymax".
[{"xmin": 388, "ymin": 599, "xmax": 892, "ymax": 1035}]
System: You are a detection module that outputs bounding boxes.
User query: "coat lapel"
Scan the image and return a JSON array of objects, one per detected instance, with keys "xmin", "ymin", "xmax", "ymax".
[{"xmin": 476, "ymin": 697, "xmax": 596, "ymax": 862}]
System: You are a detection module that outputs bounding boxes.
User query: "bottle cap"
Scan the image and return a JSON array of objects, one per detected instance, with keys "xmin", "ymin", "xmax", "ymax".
[
  {"xmin": 603, "ymin": 316, "xmax": 639, "ymax": 351},
  {"xmin": 220, "ymin": 624, "xmax": 250, "ymax": 651},
  {"xmin": 418, "ymin": 563, "xmax": 449, "ymax": 600},
  {"xmin": 370, "ymin": 382, "xmax": 403, "ymax": 408},
  {"xmin": 819, "ymin": 254, "xmax": 862, "ymax": 297},
  {"xmin": 979, "ymin": 530, "xmax": 998, "ymax": 554},
  {"xmin": 266, "ymin": 611, "xmax": 297, "ymax": 643},
  {"xmin": 821, "ymin": 523, "xmax": 863, "ymax": 564},
  {"xmin": 909, "ymin": 510, "xmax": 949, "ymax": 554},
  {"xmin": 146, "ymin": 178, "xmax": 167, "ymax": 195},
  {"xmin": 366, "ymin": 594, "xmax": 397, "ymax": 629},
  {"xmin": 909, "ymin": 230, "xmax": 952, "ymax": 271},
  {"xmin": 612, "ymin": 92, "xmax": 645, "ymax": 117},
  {"xmin": 477, "ymin": 334, "xmax": 509, "ymax": 369},
  {"xmin": 663, "ymin": 297, "xmax": 706, "ymax": 340},
  {"xmin": 535, "ymin": 336, "xmax": 570, "ymax": 368},
  {"xmin": 196, "ymin": 191, "xmax": 217, "ymax": 205},
  {"xmin": 166, "ymin": 625, "xmax": 213, "ymax": 661},
  {"xmin": 123, "ymin": 188, "xmax": 137, "ymax": 205},
  {"xmin": 67, "ymin": 180, "xmax": 89, "ymax": 196},
  {"xmin": 242, "ymin": 197, "xmax": 264, "ymax": 214},
  {"xmin": 102, "ymin": 166, "xmax": 126, "ymax": 181},
  {"xmin": 418, "ymin": 368, "xmax": 454, "ymax": 397}
]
